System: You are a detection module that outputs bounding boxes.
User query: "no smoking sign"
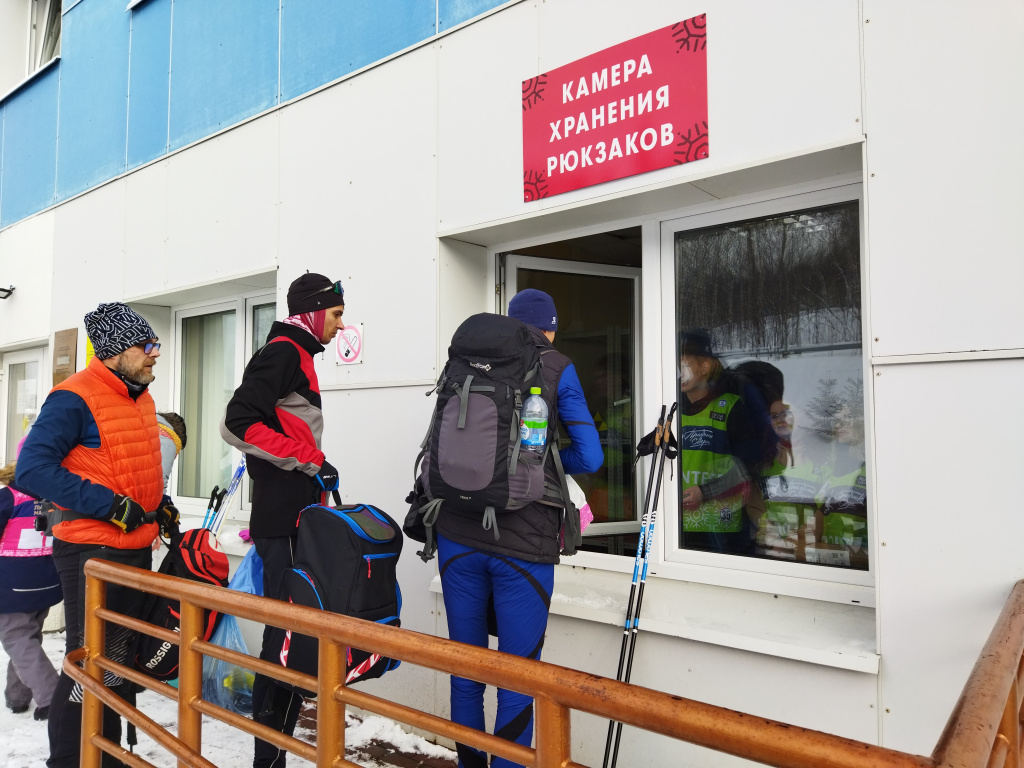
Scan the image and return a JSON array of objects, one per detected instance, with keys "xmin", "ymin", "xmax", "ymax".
[{"xmin": 335, "ymin": 323, "xmax": 363, "ymax": 365}]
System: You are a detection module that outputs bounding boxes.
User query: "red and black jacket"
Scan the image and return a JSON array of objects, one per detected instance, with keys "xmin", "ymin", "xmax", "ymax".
[{"xmin": 220, "ymin": 322, "xmax": 327, "ymax": 537}]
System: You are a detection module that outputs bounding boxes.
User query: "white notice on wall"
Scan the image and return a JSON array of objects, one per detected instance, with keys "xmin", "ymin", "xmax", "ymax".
[{"xmin": 335, "ymin": 324, "xmax": 364, "ymax": 365}]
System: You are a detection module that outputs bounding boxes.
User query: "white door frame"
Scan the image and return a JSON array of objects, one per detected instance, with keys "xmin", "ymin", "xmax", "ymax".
[{"xmin": 504, "ymin": 254, "xmax": 643, "ymax": 536}]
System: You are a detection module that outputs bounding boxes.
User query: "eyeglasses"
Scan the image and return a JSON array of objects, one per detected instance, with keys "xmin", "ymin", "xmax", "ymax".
[
  {"xmin": 770, "ymin": 408, "xmax": 792, "ymax": 423},
  {"xmin": 137, "ymin": 342, "xmax": 161, "ymax": 355}
]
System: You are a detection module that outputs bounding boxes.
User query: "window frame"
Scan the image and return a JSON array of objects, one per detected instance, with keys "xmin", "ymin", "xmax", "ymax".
[
  {"xmin": 655, "ymin": 183, "xmax": 874, "ymax": 597},
  {"xmin": 169, "ymin": 291, "xmax": 276, "ymax": 522},
  {"xmin": 0, "ymin": 347, "xmax": 47, "ymax": 466}
]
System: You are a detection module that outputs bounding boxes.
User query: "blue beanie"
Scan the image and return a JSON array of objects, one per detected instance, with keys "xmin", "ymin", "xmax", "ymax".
[{"xmin": 508, "ymin": 289, "xmax": 558, "ymax": 332}]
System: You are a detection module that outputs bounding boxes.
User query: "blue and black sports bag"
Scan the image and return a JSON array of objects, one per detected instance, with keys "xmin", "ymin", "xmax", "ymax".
[{"xmin": 280, "ymin": 491, "xmax": 402, "ymax": 691}]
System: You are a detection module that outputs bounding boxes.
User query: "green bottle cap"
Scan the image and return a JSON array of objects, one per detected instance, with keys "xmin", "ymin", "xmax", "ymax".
[{"xmin": 530, "ymin": 387, "xmax": 541, "ymax": 395}]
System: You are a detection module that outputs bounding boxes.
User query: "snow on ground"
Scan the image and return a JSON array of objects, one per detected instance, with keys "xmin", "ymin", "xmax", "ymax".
[{"xmin": 0, "ymin": 631, "xmax": 455, "ymax": 767}]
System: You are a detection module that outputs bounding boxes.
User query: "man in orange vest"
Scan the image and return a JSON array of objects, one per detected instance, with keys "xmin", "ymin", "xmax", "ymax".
[{"xmin": 16, "ymin": 302, "xmax": 176, "ymax": 768}]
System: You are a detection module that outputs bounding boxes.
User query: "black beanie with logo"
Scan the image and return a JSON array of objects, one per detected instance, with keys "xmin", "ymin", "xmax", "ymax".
[{"xmin": 287, "ymin": 273, "xmax": 345, "ymax": 315}]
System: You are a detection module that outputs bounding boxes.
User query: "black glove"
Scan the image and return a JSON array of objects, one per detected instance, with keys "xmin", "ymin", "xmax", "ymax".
[
  {"xmin": 157, "ymin": 498, "xmax": 180, "ymax": 536},
  {"xmin": 106, "ymin": 495, "xmax": 147, "ymax": 533},
  {"xmin": 315, "ymin": 460, "xmax": 340, "ymax": 492}
]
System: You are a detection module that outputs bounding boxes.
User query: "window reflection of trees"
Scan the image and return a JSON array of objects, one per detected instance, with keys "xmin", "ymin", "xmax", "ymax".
[{"xmin": 676, "ymin": 203, "xmax": 861, "ymax": 356}]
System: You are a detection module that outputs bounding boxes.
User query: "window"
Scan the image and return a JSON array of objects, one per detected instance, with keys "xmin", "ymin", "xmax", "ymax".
[
  {"xmin": 1, "ymin": 349, "xmax": 44, "ymax": 465},
  {"xmin": 172, "ymin": 293, "xmax": 276, "ymax": 516},
  {"xmin": 177, "ymin": 309, "xmax": 236, "ymax": 499},
  {"xmin": 668, "ymin": 196, "xmax": 868, "ymax": 576}
]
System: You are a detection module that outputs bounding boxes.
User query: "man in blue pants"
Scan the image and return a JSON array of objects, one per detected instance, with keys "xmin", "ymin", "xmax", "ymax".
[{"xmin": 435, "ymin": 289, "xmax": 603, "ymax": 768}]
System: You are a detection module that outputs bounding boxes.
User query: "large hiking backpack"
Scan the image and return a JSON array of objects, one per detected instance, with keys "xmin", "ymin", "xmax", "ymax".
[
  {"xmin": 409, "ymin": 313, "xmax": 578, "ymax": 560},
  {"xmin": 280, "ymin": 493, "xmax": 402, "ymax": 690},
  {"xmin": 134, "ymin": 528, "xmax": 229, "ymax": 680}
]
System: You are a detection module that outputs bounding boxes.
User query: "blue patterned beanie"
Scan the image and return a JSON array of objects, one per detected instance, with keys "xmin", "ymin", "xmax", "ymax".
[{"xmin": 84, "ymin": 302, "xmax": 156, "ymax": 360}]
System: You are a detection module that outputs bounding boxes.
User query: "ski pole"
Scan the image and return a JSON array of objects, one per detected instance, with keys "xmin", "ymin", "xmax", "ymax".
[
  {"xmin": 610, "ymin": 402, "xmax": 677, "ymax": 768},
  {"xmin": 201, "ymin": 485, "xmax": 220, "ymax": 529},
  {"xmin": 209, "ymin": 456, "xmax": 246, "ymax": 534},
  {"xmin": 602, "ymin": 404, "xmax": 668, "ymax": 768}
]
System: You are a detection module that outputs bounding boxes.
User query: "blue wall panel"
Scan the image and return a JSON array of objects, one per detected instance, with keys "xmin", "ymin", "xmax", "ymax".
[
  {"xmin": 0, "ymin": 67, "xmax": 59, "ymax": 228},
  {"xmin": 56, "ymin": 0, "xmax": 131, "ymax": 201},
  {"xmin": 169, "ymin": 0, "xmax": 280, "ymax": 151},
  {"xmin": 438, "ymin": 0, "xmax": 504, "ymax": 32},
  {"xmin": 280, "ymin": 0, "xmax": 436, "ymax": 102},
  {"xmin": 127, "ymin": 0, "xmax": 172, "ymax": 170}
]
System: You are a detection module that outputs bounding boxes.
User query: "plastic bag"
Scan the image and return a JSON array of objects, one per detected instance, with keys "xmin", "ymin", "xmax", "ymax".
[
  {"xmin": 566, "ymin": 476, "xmax": 594, "ymax": 533},
  {"xmin": 560, "ymin": 476, "xmax": 594, "ymax": 551},
  {"xmin": 202, "ymin": 613, "xmax": 254, "ymax": 715},
  {"xmin": 228, "ymin": 545, "xmax": 264, "ymax": 596}
]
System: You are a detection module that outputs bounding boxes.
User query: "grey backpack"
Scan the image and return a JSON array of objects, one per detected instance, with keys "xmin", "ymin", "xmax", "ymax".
[{"xmin": 409, "ymin": 313, "xmax": 577, "ymax": 560}]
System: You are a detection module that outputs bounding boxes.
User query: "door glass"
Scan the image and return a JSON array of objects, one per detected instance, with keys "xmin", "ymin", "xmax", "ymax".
[
  {"xmin": 247, "ymin": 301, "xmax": 276, "ymax": 504},
  {"xmin": 178, "ymin": 310, "xmax": 236, "ymax": 498},
  {"xmin": 252, "ymin": 302, "xmax": 276, "ymax": 355},
  {"xmin": 5, "ymin": 361, "xmax": 39, "ymax": 460},
  {"xmin": 515, "ymin": 268, "xmax": 637, "ymax": 554}
]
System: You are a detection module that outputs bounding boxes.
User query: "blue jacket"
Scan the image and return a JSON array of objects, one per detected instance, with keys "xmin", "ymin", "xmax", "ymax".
[
  {"xmin": 554, "ymin": 363, "xmax": 604, "ymax": 476},
  {"xmin": 15, "ymin": 389, "xmax": 113, "ymax": 519},
  {"xmin": 0, "ymin": 487, "xmax": 62, "ymax": 613}
]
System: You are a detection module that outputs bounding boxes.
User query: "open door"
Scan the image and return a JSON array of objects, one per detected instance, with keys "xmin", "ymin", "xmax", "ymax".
[{"xmin": 504, "ymin": 254, "xmax": 641, "ymax": 555}]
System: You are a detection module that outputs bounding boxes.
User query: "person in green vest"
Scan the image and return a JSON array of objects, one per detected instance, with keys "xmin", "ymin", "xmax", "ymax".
[
  {"xmin": 678, "ymin": 330, "xmax": 766, "ymax": 556},
  {"xmin": 811, "ymin": 402, "xmax": 869, "ymax": 570},
  {"xmin": 734, "ymin": 361, "xmax": 823, "ymax": 563},
  {"xmin": 758, "ymin": 401, "xmax": 830, "ymax": 563}
]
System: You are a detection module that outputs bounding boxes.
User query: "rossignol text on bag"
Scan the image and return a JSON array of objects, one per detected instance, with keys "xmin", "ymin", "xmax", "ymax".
[
  {"xmin": 134, "ymin": 528, "xmax": 229, "ymax": 681},
  {"xmin": 407, "ymin": 313, "xmax": 577, "ymax": 560},
  {"xmin": 279, "ymin": 491, "xmax": 402, "ymax": 691}
]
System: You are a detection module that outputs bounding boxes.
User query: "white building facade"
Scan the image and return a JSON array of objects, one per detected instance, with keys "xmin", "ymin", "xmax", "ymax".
[{"xmin": 0, "ymin": 1, "xmax": 1022, "ymax": 764}]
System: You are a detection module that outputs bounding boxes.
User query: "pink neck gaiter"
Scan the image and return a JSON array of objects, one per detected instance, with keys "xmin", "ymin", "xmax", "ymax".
[{"xmin": 282, "ymin": 309, "xmax": 326, "ymax": 343}]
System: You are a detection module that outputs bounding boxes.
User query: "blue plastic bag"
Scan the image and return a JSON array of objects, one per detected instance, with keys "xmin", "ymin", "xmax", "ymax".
[
  {"xmin": 202, "ymin": 613, "xmax": 253, "ymax": 715},
  {"xmin": 229, "ymin": 546, "xmax": 264, "ymax": 596}
]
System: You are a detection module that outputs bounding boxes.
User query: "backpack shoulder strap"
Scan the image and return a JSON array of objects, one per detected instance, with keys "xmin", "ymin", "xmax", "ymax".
[{"xmin": 548, "ymin": 440, "xmax": 581, "ymax": 556}]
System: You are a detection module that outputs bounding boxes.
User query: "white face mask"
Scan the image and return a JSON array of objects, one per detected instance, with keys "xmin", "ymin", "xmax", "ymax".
[{"xmin": 680, "ymin": 361, "xmax": 694, "ymax": 386}]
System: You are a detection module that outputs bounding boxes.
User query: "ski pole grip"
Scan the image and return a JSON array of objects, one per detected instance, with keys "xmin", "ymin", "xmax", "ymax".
[{"xmin": 331, "ymin": 489, "xmax": 343, "ymax": 507}]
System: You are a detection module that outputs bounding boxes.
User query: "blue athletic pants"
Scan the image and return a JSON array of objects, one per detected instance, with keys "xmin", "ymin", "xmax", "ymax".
[{"xmin": 437, "ymin": 534, "xmax": 554, "ymax": 768}]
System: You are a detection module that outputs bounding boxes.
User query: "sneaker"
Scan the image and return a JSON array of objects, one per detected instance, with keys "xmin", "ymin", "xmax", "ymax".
[
  {"xmin": 5, "ymin": 701, "xmax": 29, "ymax": 714},
  {"xmin": 33, "ymin": 706, "xmax": 49, "ymax": 721}
]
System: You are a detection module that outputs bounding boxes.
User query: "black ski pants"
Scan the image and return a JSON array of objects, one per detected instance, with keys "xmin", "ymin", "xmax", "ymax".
[
  {"xmin": 48, "ymin": 541, "xmax": 151, "ymax": 768},
  {"xmin": 251, "ymin": 536, "xmax": 303, "ymax": 768}
]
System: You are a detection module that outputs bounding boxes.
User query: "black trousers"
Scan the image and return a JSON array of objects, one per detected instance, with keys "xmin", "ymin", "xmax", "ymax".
[
  {"xmin": 251, "ymin": 536, "xmax": 303, "ymax": 768},
  {"xmin": 48, "ymin": 541, "xmax": 151, "ymax": 768}
]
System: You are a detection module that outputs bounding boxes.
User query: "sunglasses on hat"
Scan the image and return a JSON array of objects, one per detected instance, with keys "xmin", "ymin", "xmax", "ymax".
[{"xmin": 309, "ymin": 280, "xmax": 344, "ymax": 300}]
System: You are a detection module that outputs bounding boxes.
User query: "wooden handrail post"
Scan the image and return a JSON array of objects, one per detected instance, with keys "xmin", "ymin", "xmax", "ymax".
[
  {"xmin": 177, "ymin": 598, "xmax": 205, "ymax": 768},
  {"xmin": 534, "ymin": 694, "xmax": 571, "ymax": 768},
  {"xmin": 1002, "ymin": 678, "xmax": 1020, "ymax": 768},
  {"xmin": 317, "ymin": 640, "xmax": 347, "ymax": 768},
  {"xmin": 81, "ymin": 573, "xmax": 107, "ymax": 768}
]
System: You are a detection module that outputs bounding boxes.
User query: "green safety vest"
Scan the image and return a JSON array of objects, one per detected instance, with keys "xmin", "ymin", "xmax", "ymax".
[
  {"xmin": 680, "ymin": 393, "xmax": 745, "ymax": 533},
  {"xmin": 818, "ymin": 464, "xmax": 868, "ymax": 551},
  {"xmin": 757, "ymin": 458, "xmax": 828, "ymax": 559}
]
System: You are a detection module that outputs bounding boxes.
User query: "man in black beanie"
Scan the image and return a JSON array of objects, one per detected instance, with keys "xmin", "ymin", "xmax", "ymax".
[{"xmin": 220, "ymin": 272, "xmax": 345, "ymax": 768}]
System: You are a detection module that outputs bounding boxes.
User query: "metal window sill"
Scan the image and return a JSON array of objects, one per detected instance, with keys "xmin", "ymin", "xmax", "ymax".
[{"xmin": 430, "ymin": 564, "xmax": 878, "ymax": 674}]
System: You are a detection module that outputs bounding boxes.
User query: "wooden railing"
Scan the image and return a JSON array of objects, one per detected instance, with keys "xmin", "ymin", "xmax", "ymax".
[{"xmin": 64, "ymin": 561, "xmax": 1024, "ymax": 768}]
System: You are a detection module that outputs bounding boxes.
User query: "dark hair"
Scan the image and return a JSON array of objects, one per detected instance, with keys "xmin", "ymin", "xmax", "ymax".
[
  {"xmin": 679, "ymin": 328, "xmax": 714, "ymax": 359},
  {"xmin": 733, "ymin": 361, "xmax": 785, "ymax": 406},
  {"xmin": 158, "ymin": 412, "xmax": 187, "ymax": 449}
]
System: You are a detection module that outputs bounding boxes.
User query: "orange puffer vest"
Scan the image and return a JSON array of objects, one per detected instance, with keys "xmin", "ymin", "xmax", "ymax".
[{"xmin": 51, "ymin": 357, "xmax": 163, "ymax": 549}]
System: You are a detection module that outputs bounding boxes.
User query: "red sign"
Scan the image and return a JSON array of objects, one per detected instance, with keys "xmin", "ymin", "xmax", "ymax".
[{"xmin": 522, "ymin": 15, "xmax": 708, "ymax": 201}]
